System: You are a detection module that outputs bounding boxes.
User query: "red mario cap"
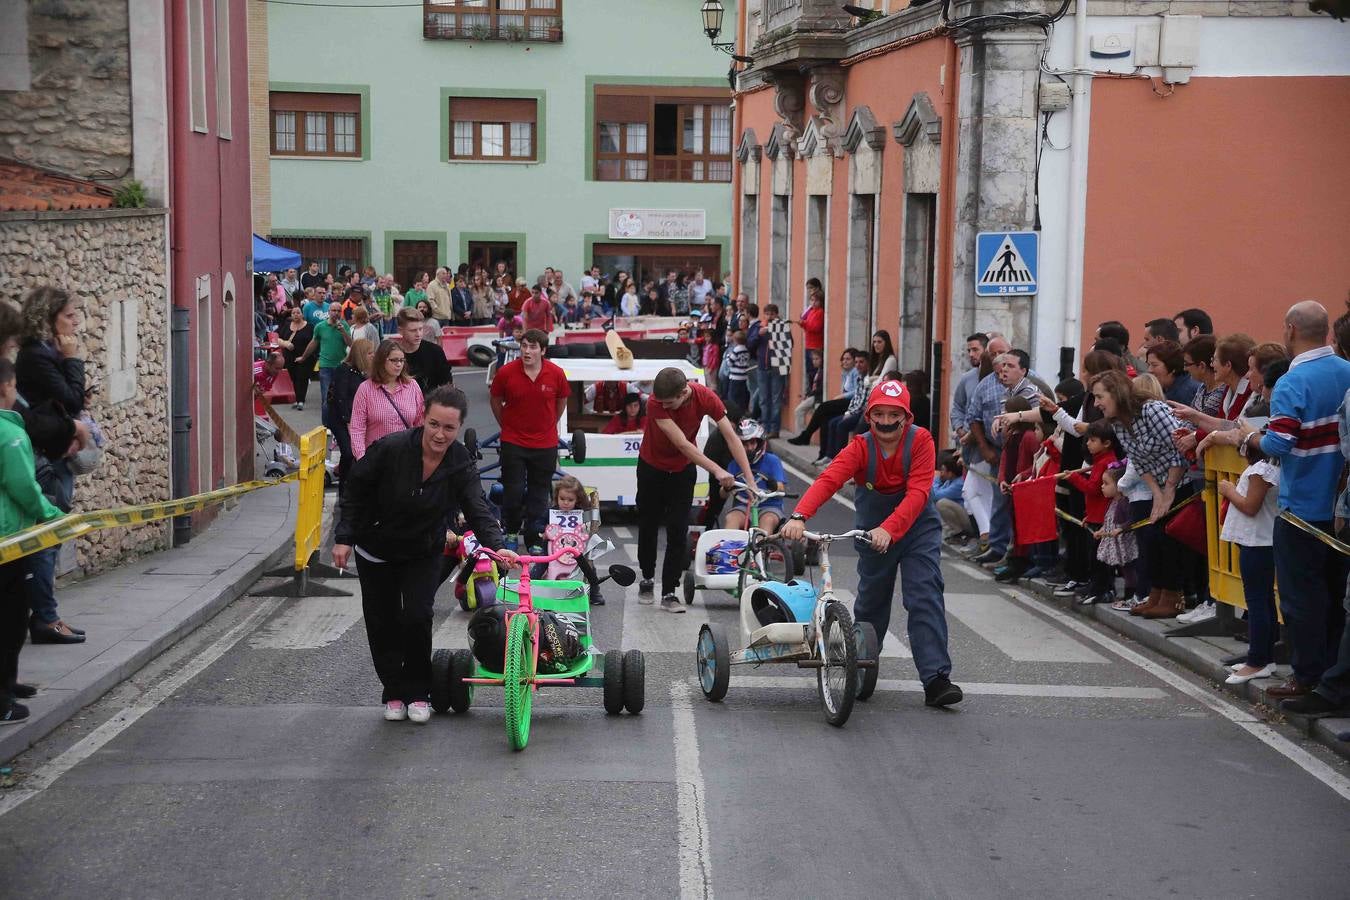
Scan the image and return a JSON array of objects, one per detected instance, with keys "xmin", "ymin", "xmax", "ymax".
[{"xmin": 865, "ymin": 378, "xmax": 912, "ymax": 418}]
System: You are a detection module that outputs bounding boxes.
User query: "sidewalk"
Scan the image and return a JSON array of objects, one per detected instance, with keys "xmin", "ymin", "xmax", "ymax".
[
  {"xmin": 1, "ymin": 483, "xmax": 299, "ymax": 763},
  {"xmin": 770, "ymin": 433, "xmax": 1350, "ymax": 763}
]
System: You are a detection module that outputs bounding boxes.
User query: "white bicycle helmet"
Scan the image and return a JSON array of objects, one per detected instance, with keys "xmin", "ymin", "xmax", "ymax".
[{"xmin": 738, "ymin": 419, "xmax": 767, "ymax": 464}]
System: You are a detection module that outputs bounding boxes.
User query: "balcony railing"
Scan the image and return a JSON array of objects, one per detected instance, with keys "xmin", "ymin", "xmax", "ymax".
[{"xmin": 423, "ymin": 8, "xmax": 563, "ymax": 43}]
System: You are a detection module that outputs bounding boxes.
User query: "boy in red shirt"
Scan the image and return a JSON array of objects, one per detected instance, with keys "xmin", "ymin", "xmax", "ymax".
[
  {"xmin": 782, "ymin": 380, "xmax": 963, "ymax": 708},
  {"xmin": 489, "ymin": 328, "xmax": 570, "ymax": 550},
  {"xmin": 638, "ymin": 367, "xmax": 756, "ymax": 613}
]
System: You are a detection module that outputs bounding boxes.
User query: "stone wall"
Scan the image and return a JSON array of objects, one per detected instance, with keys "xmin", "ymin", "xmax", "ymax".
[
  {"xmin": 0, "ymin": 0, "xmax": 132, "ymax": 180},
  {"xmin": 0, "ymin": 208, "xmax": 171, "ymax": 574}
]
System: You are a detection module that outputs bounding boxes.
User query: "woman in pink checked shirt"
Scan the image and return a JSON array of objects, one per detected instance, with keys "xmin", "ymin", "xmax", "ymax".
[{"xmin": 349, "ymin": 339, "xmax": 425, "ymax": 459}]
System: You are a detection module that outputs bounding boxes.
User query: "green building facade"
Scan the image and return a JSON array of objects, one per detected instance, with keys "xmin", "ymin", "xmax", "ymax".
[{"xmin": 263, "ymin": 1, "xmax": 736, "ymax": 290}]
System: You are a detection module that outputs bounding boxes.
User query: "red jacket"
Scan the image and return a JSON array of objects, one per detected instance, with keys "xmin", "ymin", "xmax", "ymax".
[
  {"xmin": 796, "ymin": 425, "xmax": 935, "ymax": 540},
  {"xmin": 999, "ymin": 430, "xmax": 1040, "ymax": 485},
  {"xmin": 799, "ymin": 306, "xmax": 824, "ymax": 351},
  {"xmin": 1066, "ymin": 449, "xmax": 1119, "ymax": 525}
]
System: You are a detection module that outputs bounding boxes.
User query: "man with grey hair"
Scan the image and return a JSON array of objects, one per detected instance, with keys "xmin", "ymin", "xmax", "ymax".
[
  {"xmin": 425, "ymin": 267, "xmax": 453, "ymax": 321},
  {"xmin": 1260, "ymin": 300, "xmax": 1350, "ymax": 703}
]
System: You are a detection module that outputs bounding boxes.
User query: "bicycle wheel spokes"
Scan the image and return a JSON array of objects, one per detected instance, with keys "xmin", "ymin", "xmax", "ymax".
[
  {"xmin": 503, "ymin": 614, "xmax": 534, "ymax": 750},
  {"xmin": 817, "ymin": 603, "xmax": 857, "ymax": 727}
]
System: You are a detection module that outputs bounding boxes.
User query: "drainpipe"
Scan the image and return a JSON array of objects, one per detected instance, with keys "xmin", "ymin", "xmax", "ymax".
[
  {"xmin": 171, "ymin": 307, "xmax": 192, "ymax": 546},
  {"xmin": 1061, "ymin": 0, "xmax": 1091, "ymax": 379},
  {"xmin": 936, "ymin": 37, "xmax": 959, "ymax": 446}
]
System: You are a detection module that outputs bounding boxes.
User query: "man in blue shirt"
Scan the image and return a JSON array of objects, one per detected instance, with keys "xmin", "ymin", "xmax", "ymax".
[
  {"xmin": 1261, "ymin": 301, "xmax": 1350, "ymax": 701},
  {"xmin": 968, "ymin": 346, "xmax": 1042, "ymax": 564}
]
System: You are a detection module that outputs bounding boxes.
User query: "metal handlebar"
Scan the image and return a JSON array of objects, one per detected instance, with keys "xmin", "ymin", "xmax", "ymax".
[
  {"xmin": 475, "ymin": 546, "xmax": 577, "ymax": 566},
  {"xmin": 800, "ymin": 529, "xmax": 870, "ymax": 544},
  {"xmin": 730, "ymin": 481, "xmax": 785, "ymax": 502}
]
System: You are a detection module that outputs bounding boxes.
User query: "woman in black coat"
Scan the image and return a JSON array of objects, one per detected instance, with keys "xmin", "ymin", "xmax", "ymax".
[
  {"xmin": 276, "ymin": 306, "xmax": 314, "ymax": 410},
  {"xmin": 333, "ymin": 386, "xmax": 518, "ymax": 723},
  {"xmin": 15, "ymin": 286, "xmax": 88, "ymax": 645}
]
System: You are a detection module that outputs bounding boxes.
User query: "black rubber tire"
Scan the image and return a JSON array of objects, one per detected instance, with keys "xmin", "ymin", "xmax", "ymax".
[
  {"xmin": 622, "ymin": 650, "xmax": 645, "ymax": 714},
  {"xmin": 854, "ymin": 622, "xmax": 880, "ymax": 702},
  {"xmin": 467, "ymin": 344, "xmax": 495, "ymax": 367},
  {"xmin": 682, "ymin": 569, "xmax": 696, "ymax": 605},
  {"xmin": 430, "ymin": 648, "xmax": 454, "ymax": 714},
  {"xmin": 818, "ymin": 602, "xmax": 858, "ymax": 727},
  {"xmin": 759, "ymin": 537, "xmax": 793, "ymax": 584},
  {"xmin": 570, "ymin": 429, "xmax": 587, "ymax": 464},
  {"xmin": 463, "ymin": 427, "xmax": 479, "ymax": 458},
  {"xmin": 696, "ymin": 623, "xmax": 731, "ymax": 702},
  {"xmin": 602, "ymin": 649, "xmax": 625, "ymax": 714},
  {"xmin": 449, "ymin": 648, "xmax": 475, "ymax": 713}
]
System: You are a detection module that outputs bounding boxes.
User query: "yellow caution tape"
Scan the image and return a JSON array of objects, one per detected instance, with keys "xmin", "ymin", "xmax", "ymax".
[
  {"xmin": 1052, "ymin": 491, "xmax": 1201, "ymax": 533},
  {"xmin": 1278, "ymin": 510, "xmax": 1350, "ymax": 557},
  {"xmin": 0, "ymin": 473, "xmax": 298, "ymax": 566}
]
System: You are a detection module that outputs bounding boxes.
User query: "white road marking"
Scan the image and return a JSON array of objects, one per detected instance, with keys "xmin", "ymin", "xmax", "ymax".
[
  {"xmin": 610, "ymin": 525, "xmax": 634, "ymax": 540},
  {"xmin": 780, "ymin": 460, "xmax": 855, "ymax": 511},
  {"xmin": 832, "ymin": 587, "xmax": 912, "ymax": 659},
  {"xmin": 725, "ymin": 675, "xmax": 1166, "ymax": 700},
  {"xmin": 432, "ymin": 606, "xmax": 474, "ymax": 649},
  {"xmin": 944, "ymin": 592, "xmax": 1107, "ymax": 664},
  {"xmin": 0, "ymin": 598, "xmax": 284, "ymax": 819},
  {"xmin": 670, "ymin": 680, "xmax": 714, "ymax": 900},
  {"xmin": 999, "ymin": 587, "xmax": 1350, "ymax": 803},
  {"xmin": 248, "ymin": 597, "xmax": 363, "ymax": 650}
]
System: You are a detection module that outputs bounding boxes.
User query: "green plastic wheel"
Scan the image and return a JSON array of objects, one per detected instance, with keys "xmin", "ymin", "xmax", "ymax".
[{"xmin": 503, "ymin": 614, "xmax": 534, "ymax": 751}]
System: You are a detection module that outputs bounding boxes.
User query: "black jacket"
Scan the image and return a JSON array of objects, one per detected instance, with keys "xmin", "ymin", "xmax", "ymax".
[
  {"xmin": 16, "ymin": 339, "xmax": 86, "ymax": 416},
  {"xmin": 335, "ymin": 428, "xmax": 503, "ymax": 562},
  {"xmin": 328, "ymin": 362, "xmax": 365, "ymax": 426},
  {"xmin": 405, "ymin": 341, "xmax": 453, "ymax": 394}
]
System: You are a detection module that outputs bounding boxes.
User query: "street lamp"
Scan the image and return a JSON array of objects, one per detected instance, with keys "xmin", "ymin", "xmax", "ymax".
[{"xmin": 700, "ymin": 0, "xmax": 754, "ymax": 62}]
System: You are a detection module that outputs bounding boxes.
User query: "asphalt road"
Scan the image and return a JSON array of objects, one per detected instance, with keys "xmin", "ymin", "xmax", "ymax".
[{"xmin": 2, "ymin": 368, "xmax": 1348, "ymax": 899}]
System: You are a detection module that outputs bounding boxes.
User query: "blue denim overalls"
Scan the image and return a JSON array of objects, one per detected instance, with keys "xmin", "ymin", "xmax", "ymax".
[{"xmin": 852, "ymin": 428, "xmax": 952, "ymax": 685}]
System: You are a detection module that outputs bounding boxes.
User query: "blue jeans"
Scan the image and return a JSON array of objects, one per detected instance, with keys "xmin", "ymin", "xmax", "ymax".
[
  {"xmin": 1273, "ymin": 517, "xmax": 1347, "ymax": 686},
  {"xmin": 1313, "ymin": 569, "xmax": 1350, "ymax": 705},
  {"xmin": 988, "ymin": 473, "xmax": 1012, "ymax": 557},
  {"xmin": 747, "ymin": 368, "xmax": 761, "ymax": 419},
  {"xmin": 854, "ymin": 503, "xmax": 951, "ymax": 683},
  {"xmin": 24, "ymin": 546, "xmax": 59, "ymax": 625},
  {"xmin": 318, "ymin": 366, "xmax": 336, "ymax": 430},
  {"xmin": 1238, "ymin": 545, "xmax": 1278, "ymax": 668},
  {"xmin": 759, "ymin": 369, "xmax": 785, "ymax": 434}
]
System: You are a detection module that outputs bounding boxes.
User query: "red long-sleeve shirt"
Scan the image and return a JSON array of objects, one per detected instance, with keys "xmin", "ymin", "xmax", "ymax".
[
  {"xmin": 1065, "ymin": 449, "xmax": 1119, "ymax": 524},
  {"xmin": 795, "ymin": 426, "xmax": 936, "ymax": 540},
  {"xmin": 799, "ymin": 306, "xmax": 824, "ymax": 351}
]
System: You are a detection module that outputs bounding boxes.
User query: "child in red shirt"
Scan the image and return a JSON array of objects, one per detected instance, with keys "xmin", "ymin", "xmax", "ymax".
[
  {"xmin": 994, "ymin": 396, "xmax": 1043, "ymax": 583},
  {"xmin": 1064, "ymin": 419, "xmax": 1122, "ymax": 604}
]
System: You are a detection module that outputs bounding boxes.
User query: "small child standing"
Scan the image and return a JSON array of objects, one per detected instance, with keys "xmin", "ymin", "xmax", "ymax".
[
  {"xmin": 725, "ymin": 330, "xmax": 752, "ymax": 411},
  {"xmin": 1217, "ymin": 441, "xmax": 1280, "ymax": 683},
  {"xmin": 1095, "ymin": 465, "xmax": 1142, "ymax": 611},
  {"xmin": 1064, "ymin": 419, "xmax": 1121, "ymax": 604},
  {"xmin": 538, "ymin": 476, "xmax": 604, "ymax": 606}
]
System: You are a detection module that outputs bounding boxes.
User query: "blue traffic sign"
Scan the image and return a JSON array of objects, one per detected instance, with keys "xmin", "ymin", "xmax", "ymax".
[{"xmin": 975, "ymin": 231, "xmax": 1039, "ymax": 297}]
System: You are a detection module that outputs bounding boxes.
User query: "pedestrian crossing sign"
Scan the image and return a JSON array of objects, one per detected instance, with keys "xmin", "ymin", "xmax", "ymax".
[{"xmin": 975, "ymin": 231, "xmax": 1039, "ymax": 297}]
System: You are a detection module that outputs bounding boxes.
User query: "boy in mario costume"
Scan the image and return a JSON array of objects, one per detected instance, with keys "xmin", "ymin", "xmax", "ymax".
[{"xmin": 782, "ymin": 379, "xmax": 963, "ymax": 707}]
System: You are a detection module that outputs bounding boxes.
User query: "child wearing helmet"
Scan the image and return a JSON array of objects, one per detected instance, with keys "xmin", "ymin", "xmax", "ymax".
[
  {"xmin": 721, "ymin": 419, "xmax": 787, "ymax": 534},
  {"xmin": 781, "ymin": 378, "xmax": 963, "ymax": 709}
]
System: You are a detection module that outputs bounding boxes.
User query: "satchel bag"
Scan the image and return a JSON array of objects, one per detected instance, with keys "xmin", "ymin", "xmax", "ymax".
[{"xmin": 1163, "ymin": 498, "xmax": 1208, "ymax": 555}]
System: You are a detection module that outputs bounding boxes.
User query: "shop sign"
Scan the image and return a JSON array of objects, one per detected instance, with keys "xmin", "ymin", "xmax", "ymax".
[{"xmin": 608, "ymin": 208, "xmax": 707, "ymax": 241}]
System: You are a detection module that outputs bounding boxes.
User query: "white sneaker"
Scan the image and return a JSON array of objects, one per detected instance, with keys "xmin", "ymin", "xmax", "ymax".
[
  {"xmin": 383, "ymin": 700, "xmax": 408, "ymax": 721},
  {"xmin": 407, "ymin": 701, "xmax": 432, "ymax": 723},
  {"xmin": 1178, "ymin": 601, "xmax": 1217, "ymax": 624}
]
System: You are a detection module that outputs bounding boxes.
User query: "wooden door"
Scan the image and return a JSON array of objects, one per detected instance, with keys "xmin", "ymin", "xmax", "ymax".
[{"xmin": 392, "ymin": 240, "xmax": 440, "ymax": 293}]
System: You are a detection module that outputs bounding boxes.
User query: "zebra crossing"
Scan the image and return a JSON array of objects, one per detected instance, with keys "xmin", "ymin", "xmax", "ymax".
[{"xmin": 245, "ymin": 563, "xmax": 1110, "ymax": 669}]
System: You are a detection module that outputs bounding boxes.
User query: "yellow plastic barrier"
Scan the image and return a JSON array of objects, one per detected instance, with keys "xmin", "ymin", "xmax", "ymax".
[
  {"xmin": 1203, "ymin": 444, "xmax": 1281, "ymax": 620},
  {"xmin": 293, "ymin": 426, "xmax": 327, "ymax": 572}
]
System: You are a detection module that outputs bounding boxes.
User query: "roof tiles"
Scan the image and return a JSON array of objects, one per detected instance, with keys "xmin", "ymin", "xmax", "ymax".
[{"xmin": 0, "ymin": 161, "xmax": 115, "ymax": 212}]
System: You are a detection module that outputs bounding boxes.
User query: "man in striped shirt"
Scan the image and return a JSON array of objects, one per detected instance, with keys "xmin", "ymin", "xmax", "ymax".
[{"xmin": 1261, "ymin": 301, "xmax": 1350, "ymax": 700}]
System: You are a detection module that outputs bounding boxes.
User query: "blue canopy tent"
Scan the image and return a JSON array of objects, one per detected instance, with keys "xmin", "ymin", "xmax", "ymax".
[{"xmin": 251, "ymin": 234, "xmax": 302, "ymax": 273}]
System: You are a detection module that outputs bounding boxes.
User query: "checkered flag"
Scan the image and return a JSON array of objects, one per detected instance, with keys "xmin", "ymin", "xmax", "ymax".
[{"xmin": 767, "ymin": 319, "xmax": 793, "ymax": 375}]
